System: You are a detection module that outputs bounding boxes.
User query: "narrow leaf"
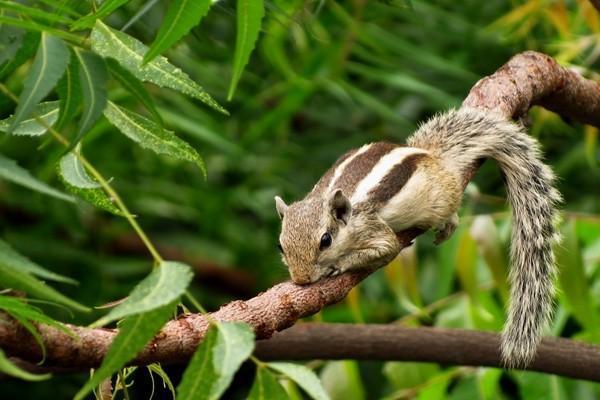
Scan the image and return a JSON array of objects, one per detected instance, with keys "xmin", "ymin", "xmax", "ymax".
[
  {"xmin": 74, "ymin": 302, "xmax": 175, "ymax": 400},
  {"xmin": 71, "ymin": 49, "xmax": 108, "ymax": 148},
  {"xmin": 228, "ymin": 0, "xmax": 264, "ymax": 100},
  {"xmin": 0, "ymin": 349, "xmax": 50, "ymax": 381},
  {"xmin": 0, "ymin": 31, "xmax": 40, "ymax": 80},
  {"xmin": 0, "ymin": 1, "xmax": 73, "ymax": 24},
  {"xmin": 58, "ymin": 152, "xmax": 100, "ymax": 189},
  {"xmin": 557, "ymin": 220, "xmax": 600, "ymax": 333},
  {"xmin": 90, "ymin": 21, "xmax": 226, "ymax": 114},
  {"xmin": 470, "ymin": 215, "xmax": 509, "ymax": 302},
  {"xmin": 56, "ymin": 55, "xmax": 82, "ymax": 130},
  {"xmin": 92, "ymin": 261, "xmax": 193, "ymax": 327},
  {"xmin": 0, "ymin": 153, "xmax": 73, "ymax": 202},
  {"xmin": 106, "ymin": 58, "xmax": 162, "ymax": 125},
  {"xmin": 143, "ymin": 0, "xmax": 212, "ymax": 64},
  {"xmin": 0, "ymin": 295, "xmax": 72, "ymax": 334},
  {"xmin": 0, "ymin": 101, "xmax": 59, "ymax": 136},
  {"xmin": 0, "ymin": 239, "xmax": 77, "ymax": 284},
  {"xmin": 8, "ymin": 311, "xmax": 48, "ymax": 362},
  {"xmin": 58, "ymin": 152, "xmax": 123, "ymax": 216},
  {"xmin": 0, "ymin": 25, "xmax": 25, "ymax": 65},
  {"xmin": 158, "ymin": 106, "xmax": 242, "ymax": 155},
  {"xmin": 71, "ymin": 0, "xmax": 130, "ymax": 31},
  {"xmin": 104, "ymin": 101, "xmax": 205, "ymax": 175},
  {"xmin": 8, "ymin": 33, "xmax": 69, "ymax": 132},
  {"xmin": 177, "ymin": 322, "xmax": 255, "ymax": 400},
  {"xmin": 0, "ymin": 257, "xmax": 89, "ymax": 312},
  {"xmin": 268, "ymin": 363, "xmax": 330, "ymax": 400},
  {"xmin": 147, "ymin": 364, "xmax": 176, "ymax": 400},
  {"xmin": 248, "ymin": 367, "xmax": 288, "ymax": 400},
  {"xmin": 320, "ymin": 361, "xmax": 365, "ymax": 400}
]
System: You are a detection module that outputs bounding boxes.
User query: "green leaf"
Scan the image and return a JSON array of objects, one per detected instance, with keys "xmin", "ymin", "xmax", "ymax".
[
  {"xmin": 58, "ymin": 152, "xmax": 124, "ymax": 216},
  {"xmin": 0, "ymin": 255, "xmax": 89, "ymax": 312},
  {"xmin": 143, "ymin": 0, "xmax": 212, "ymax": 64},
  {"xmin": 227, "ymin": 0, "xmax": 264, "ymax": 100},
  {"xmin": 0, "ymin": 153, "xmax": 73, "ymax": 202},
  {"xmin": 177, "ymin": 322, "xmax": 255, "ymax": 400},
  {"xmin": 90, "ymin": 20, "xmax": 226, "ymax": 114},
  {"xmin": 0, "ymin": 295, "xmax": 71, "ymax": 332},
  {"xmin": 248, "ymin": 367, "xmax": 289, "ymax": 400},
  {"xmin": 0, "ymin": 293, "xmax": 72, "ymax": 361},
  {"xmin": 0, "ymin": 348, "xmax": 50, "ymax": 381},
  {"xmin": 103, "ymin": 101, "xmax": 205, "ymax": 175},
  {"xmin": 71, "ymin": 49, "xmax": 108, "ymax": 148},
  {"xmin": 158, "ymin": 106, "xmax": 242, "ymax": 155},
  {"xmin": 455, "ymin": 227, "xmax": 478, "ymax": 302},
  {"xmin": 58, "ymin": 152, "xmax": 100, "ymax": 189},
  {"xmin": 469, "ymin": 215, "xmax": 509, "ymax": 302},
  {"xmin": 0, "ymin": 239, "xmax": 77, "ymax": 284},
  {"xmin": 383, "ymin": 362, "xmax": 439, "ymax": 390},
  {"xmin": 556, "ymin": 220, "xmax": 600, "ymax": 335},
  {"xmin": 39, "ymin": 0, "xmax": 81, "ymax": 19},
  {"xmin": 0, "ymin": 101, "xmax": 59, "ymax": 136},
  {"xmin": 0, "ymin": 25, "xmax": 25, "ymax": 65},
  {"xmin": 56, "ymin": 55, "xmax": 82, "ymax": 130},
  {"xmin": 268, "ymin": 362, "xmax": 330, "ymax": 400},
  {"xmin": 320, "ymin": 361, "xmax": 365, "ymax": 400},
  {"xmin": 8, "ymin": 33, "xmax": 69, "ymax": 132},
  {"xmin": 8, "ymin": 311, "xmax": 48, "ymax": 362},
  {"xmin": 92, "ymin": 261, "xmax": 193, "ymax": 327},
  {"xmin": 71, "ymin": 0, "xmax": 130, "ymax": 31},
  {"xmin": 516, "ymin": 372, "xmax": 568, "ymax": 400},
  {"xmin": 0, "ymin": 30, "xmax": 40, "ymax": 80},
  {"xmin": 74, "ymin": 302, "xmax": 175, "ymax": 400},
  {"xmin": 147, "ymin": 364, "xmax": 176, "ymax": 400},
  {"xmin": 106, "ymin": 58, "xmax": 162, "ymax": 125},
  {"xmin": 0, "ymin": 1, "xmax": 73, "ymax": 25}
]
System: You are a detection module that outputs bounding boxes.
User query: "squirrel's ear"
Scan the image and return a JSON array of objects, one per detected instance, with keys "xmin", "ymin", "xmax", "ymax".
[
  {"xmin": 328, "ymin": 189, "xmax": 352, "ymax": 224},
  {"xmin": 274, "ymin": 196, "xmax": 288, "ymax": 219}
]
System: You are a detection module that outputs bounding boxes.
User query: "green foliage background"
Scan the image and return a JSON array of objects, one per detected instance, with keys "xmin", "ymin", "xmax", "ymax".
[{"xmin": 0, "ymin": 0, "xmax": 599, "ymax": 399}]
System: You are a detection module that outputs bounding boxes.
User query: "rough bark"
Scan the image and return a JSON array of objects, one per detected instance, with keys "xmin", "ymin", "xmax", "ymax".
[{"xmin": 2, "ymin": 51, "xmax": 600, "ymax": 379}]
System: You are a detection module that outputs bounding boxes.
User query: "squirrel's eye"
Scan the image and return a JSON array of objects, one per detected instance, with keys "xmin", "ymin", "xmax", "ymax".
[
  {"xmin": 319, "ymin": 232, "xmax": 332, "ymax": 250},
  {"xmin": 277, "ymin": 243, "xmax": 284, "ymax": 254}
]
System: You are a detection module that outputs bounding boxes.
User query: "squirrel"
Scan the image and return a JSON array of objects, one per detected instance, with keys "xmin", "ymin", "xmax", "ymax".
[{"xmin": 274, "ymin": 107, "xmax": 561, "ymax": 367}]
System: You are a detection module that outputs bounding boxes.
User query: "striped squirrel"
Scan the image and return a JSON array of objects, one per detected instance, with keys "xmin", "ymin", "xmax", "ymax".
[{"xmin": 275, "ymin": 108, "xmax": 561, "ymax": 367}]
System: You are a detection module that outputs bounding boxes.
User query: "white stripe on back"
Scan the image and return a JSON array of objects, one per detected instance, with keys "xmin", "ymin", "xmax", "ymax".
[
  {"xmin": 350, "ymin": 147, "xmax": 427, "ymax": 203},
  {"xmin": 326, "ymin": 143, "xmax": 373, "ymax": 193}
]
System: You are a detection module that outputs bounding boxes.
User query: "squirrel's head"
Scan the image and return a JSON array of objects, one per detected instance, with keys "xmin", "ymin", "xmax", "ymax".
[{"xmin": 275, "ymin": 189, "xmax": 353, "ymax": 285}]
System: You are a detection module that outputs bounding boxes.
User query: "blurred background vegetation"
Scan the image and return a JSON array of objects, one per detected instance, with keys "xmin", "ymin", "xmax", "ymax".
[{"xmin": 1, "ymin": 0, "xmax": 599, "ymax": 398}]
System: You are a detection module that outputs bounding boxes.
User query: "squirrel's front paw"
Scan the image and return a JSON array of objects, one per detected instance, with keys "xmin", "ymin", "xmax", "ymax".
[{"xmin": 434, "ymin": 213, "xmax": 459, "ymax": 245}]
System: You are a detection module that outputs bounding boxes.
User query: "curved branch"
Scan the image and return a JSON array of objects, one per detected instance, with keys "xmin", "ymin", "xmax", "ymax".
[
  {"xmin": 1, "ymin": 51, "xmax": 600, "ymax": 378},
  {"xmin": 462, "ymin": 51, "xmax": 600, "ymax": 126}
]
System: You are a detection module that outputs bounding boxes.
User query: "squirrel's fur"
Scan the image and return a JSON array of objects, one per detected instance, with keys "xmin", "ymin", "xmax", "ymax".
[{"xmin": 275, "ymin": 108, "xmax": 560, "ymax": 367}]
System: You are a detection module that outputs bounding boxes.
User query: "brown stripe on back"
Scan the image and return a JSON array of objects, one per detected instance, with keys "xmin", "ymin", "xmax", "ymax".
[
  {"xmin": 331, "ymin": 142, "xmax": 398, "ymax": 196},
  {"xmin": 309, "ymin": 148, "xmax": 358, "ymax": 195},
  {"xmin": 368, "ymin": 153, "xmax": 427, "ymax": 204}
]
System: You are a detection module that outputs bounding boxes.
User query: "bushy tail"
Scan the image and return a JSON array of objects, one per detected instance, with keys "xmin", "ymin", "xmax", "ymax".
[{"xmin": 408, "ymin": 108, "xmax": 561, "ymax": 367}]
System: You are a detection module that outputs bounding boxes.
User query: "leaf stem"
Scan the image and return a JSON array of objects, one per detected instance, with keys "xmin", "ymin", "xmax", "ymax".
[
  {"xmin": 0, "ymin": 83, "xmax": 162, "ymax": 264},
  {"xmin": 184, "ymin": 291, "xmax": 207, "ymax": 314},
  {"xmin": 118, "ymin": 370, "xmax": 131, "ymax": 400}
]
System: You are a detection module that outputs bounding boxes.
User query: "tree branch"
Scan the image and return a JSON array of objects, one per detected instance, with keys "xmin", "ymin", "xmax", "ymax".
[
  {"xmin": 8, "ymin": 323, "xmax": 600, "ymax": 382},
  {"xmin": 254, "ymin": 324, "xmax": 600, "ymax": 382},
  {"xmin": 1, "ymin": 51, "xmax": 600, "ymax": 379}
]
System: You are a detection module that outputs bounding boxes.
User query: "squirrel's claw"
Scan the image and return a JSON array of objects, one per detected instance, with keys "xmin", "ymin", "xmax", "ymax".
[{"xmin": 434, "ymin": 213, "xmax": 459, "ymax": 245}]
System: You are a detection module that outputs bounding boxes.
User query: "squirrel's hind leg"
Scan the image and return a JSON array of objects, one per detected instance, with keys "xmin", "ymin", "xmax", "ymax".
[{"xmin": 434, "ymin": 213, "xmax": 459, "ymax": 245}]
